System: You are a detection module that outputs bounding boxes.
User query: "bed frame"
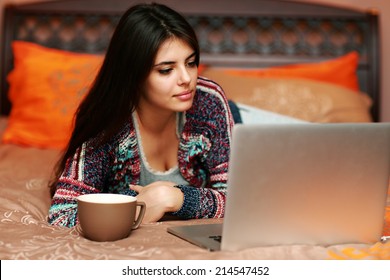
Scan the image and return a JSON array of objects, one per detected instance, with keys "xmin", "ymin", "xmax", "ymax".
[{"xmin": 0, "ymin": 0, "xmax": 381, "ymax": 121}]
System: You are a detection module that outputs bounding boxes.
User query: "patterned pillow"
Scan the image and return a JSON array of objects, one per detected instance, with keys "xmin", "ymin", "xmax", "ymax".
[
  {"xmin": 203, "ymin": 69, "xmax": 372, "ymax": 123},
  {"xmin": 201, "ymin": 52, "xmax": 359, "ymax": 92},
  {"xmin": 2, "ymin": 41, "xmax": 103, "ymax": 149}
]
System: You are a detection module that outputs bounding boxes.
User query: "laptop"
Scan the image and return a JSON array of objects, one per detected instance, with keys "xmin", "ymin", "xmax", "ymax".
[{"xmin": 167, "ymin": 123, "xmax": 390, "ymax": 251}]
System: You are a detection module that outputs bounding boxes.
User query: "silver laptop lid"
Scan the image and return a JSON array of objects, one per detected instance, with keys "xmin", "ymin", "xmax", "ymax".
[{"xmin": 222, "ymin": 123, "xmax": 390, "ymax": 250}]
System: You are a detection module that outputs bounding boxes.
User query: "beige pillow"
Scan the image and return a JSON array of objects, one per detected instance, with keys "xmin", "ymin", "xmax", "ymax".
[{"xmin": 202, "ymin": 68, "xmax": 372, "ymax": 123}]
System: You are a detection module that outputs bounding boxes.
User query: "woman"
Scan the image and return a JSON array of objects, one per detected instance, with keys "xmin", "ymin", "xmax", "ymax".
[{"xmin": 48, "ymin": 3, "xmax": 233, "ymax": 227}]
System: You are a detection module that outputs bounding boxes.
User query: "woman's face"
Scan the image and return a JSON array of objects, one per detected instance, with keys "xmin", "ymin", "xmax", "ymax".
[{"xmin": 140, "ymin": 38, "xmax": 198, "ymax": 114}]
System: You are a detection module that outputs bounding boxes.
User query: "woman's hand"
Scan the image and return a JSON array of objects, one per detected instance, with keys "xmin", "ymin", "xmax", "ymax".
[{"xmin": 130, "ymin": 181, "xmax": 184, "ymax": 223}]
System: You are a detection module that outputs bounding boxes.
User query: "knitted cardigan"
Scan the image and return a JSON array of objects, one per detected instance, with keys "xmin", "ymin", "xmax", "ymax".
[{"xmin": 48, "ymin": 77, "xmax": 234, "ymax": 227}]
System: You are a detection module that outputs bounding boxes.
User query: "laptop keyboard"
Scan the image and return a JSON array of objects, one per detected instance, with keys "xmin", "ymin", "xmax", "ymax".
[{"xmin": 209, "ymin": 235, "xmax": 222, "ymax": 243}]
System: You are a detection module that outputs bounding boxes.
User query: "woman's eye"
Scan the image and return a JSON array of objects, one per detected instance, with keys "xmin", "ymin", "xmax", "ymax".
[
  {"xmin": 158, "ymin": 68, "xmax": 172, "ymax": 75},
  {"xmin": 187, "ymin": 61, "xmax": 197, "ymax": 68}
]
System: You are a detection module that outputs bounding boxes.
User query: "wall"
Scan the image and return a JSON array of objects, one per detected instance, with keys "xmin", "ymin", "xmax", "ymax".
[{"xmin": 1, "ymin": 0, "xmax": 389, "ymax": 121}]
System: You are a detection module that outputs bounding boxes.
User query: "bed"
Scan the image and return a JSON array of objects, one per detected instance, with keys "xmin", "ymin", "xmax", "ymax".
[{"xmin": 0, "ymin": 0, "xmax": 389, "ymax": 260}]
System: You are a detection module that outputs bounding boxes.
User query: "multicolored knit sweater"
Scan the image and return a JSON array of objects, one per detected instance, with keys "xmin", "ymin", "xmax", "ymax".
[{"xmin": 48, "ymin": 77, "xmax": 234, "ymax": 227}]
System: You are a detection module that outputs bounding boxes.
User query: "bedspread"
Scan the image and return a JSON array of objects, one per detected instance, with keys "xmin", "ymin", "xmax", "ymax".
[{"xmin": 0, "ymin": 118, "xmax": 389, "ymax": 260}]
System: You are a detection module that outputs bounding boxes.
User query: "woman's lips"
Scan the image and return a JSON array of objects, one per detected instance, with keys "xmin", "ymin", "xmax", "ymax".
[{"xmin": 174, "ymin": 90, "xmax": 193, "ymax": 101}]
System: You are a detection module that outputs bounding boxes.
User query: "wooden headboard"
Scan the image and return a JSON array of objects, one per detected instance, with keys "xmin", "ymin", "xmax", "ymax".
[{"xmin": 0, "ymin": 0, "xmax": 381, "ymax": 120}]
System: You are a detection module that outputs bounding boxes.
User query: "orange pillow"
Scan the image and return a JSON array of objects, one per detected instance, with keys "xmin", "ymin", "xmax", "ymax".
[
  {"xmin": 2, "ymin": 41, "xmax": 103, "ymax": 149},
  {"xmin": 198, "ymin": 64, "xmax": 207, "ymax": 74},
  {"xmin": 204, "ymin": 51, "xmax": 359, "ymax": 92}
]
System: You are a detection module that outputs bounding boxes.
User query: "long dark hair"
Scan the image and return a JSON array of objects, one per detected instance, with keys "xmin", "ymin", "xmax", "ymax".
[{"xmin": 49, "ymin": 3, "xmax": 199, "ymax": 196}]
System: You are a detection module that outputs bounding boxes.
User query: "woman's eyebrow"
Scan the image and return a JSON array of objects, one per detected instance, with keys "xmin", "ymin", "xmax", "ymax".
[
  {"xmin": 154, "ymin": 52, "xmax": 196, "ymax": 67},
  {"xmin": 185, "ymin": 52, "xmax": 196, "ymax": 61}
]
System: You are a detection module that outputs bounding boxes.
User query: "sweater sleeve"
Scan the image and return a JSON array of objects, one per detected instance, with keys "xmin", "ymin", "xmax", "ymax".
[
  {"xmin": 173, "ymin": 77, "xmax": 234, "ymax": 219},
  {"xmin": 172, "ymin": 183, "xmax": 227, "ymax": 219},
  {"xmin": 48, "ymin": 141, "xmax": 111, "ymax": 227}
]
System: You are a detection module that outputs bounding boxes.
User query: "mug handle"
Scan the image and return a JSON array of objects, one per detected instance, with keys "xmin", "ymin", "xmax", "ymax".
[{"xmin": 132, "ymin": 201, "xmax": 146, "ymax": 230}]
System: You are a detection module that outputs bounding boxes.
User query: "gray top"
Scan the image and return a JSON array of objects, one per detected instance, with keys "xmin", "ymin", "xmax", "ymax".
[{"xmin": 133, "ymin": 112, "xmax": 188, "ymax": 186}]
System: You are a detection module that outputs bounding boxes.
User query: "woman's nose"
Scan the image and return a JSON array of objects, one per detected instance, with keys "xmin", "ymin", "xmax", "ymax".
[{"xmin": 178, "ymin": 66, "xmax": 191, "ymax": 84}]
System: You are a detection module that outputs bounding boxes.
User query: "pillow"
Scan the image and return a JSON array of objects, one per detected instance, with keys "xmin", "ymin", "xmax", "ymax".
[
  {"xmin": 202, "ymin": 51, "xmax": 359, "ymax": 92},
  {"xmin": 2, "ymin": 41, "xmax": 103, "ymax": 149},
  {"xmin": 198, "ymin": 64, "xmax": 207, "ymax": 74},
  {"xmin": 203, "ymin": 70, "xmax": 372, "ymax": 123}
]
